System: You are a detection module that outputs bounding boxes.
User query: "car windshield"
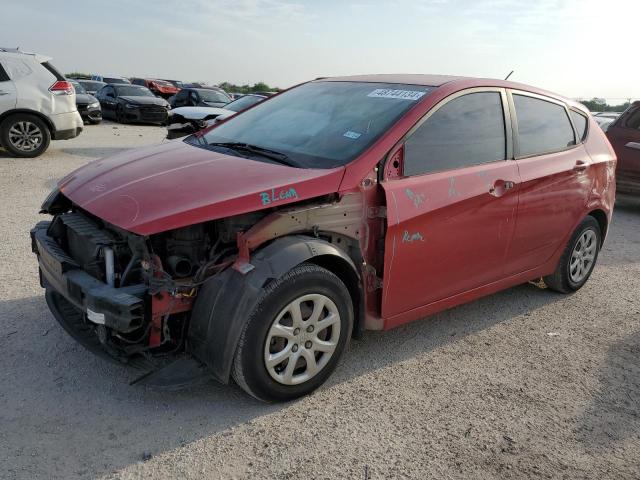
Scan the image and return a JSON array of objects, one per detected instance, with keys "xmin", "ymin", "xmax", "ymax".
[
  {"xmin": 79, "ymin": 81, "xmax": 104, "ymax": 91},
  {"xmin": 104, "ymin": 77, "xmax": 130, "ymax": 84},
  {"xmin": 70, "ymin": 81, "xmax": 87, "ymax": 94},
  {"xmin": 197, "ymin": 89, "xmax": 230, "ymax": 103},
  {"xmin": 201, "ymin": 82, "xmax": 433, "ymax": 168},
  {"xmin": 116, "ymin": 86, "xmax": 155, "ymax": 97},
  {"xmin": 224, "ymin": 95, "xmax": 264, "ymax": 112}
]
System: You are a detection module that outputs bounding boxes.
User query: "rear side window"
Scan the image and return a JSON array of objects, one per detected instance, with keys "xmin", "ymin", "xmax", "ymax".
[
  {"xmin": 404, "ymin": 92, "xmax": 506, "ymax": 176},
  {"xmin": 0, "ymin": 62, "xmax": 9, "ymax": 82},
  {"xmin": 514, "ymin": 94, "xmax": 575, "ymax": 157},
  {"xmin": 41, "ymin": 61, "xmax": 65, "ymax": 81},
  {"xmin": 570, "ymin": 110, "xmax": 588, "ymax": 141}
]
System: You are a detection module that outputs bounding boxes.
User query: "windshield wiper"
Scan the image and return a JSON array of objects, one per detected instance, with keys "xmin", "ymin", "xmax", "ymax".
[{"xmin": 207, "ymin": 142, "xmax": 300, "ymax": 167}]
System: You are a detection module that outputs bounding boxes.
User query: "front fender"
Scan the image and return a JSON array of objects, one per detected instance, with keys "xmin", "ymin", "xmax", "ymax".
[{"xmin": 187, "ymin": 235, "xmax": 359, "ymax": 383}]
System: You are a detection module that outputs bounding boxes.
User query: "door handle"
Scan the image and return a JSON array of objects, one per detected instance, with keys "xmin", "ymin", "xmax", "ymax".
[
  {"xmin": 624, "ymin": 142, "xmax": 640, "ymax": 151},
  {"xmin": 0, "ymin": 91, "xmax": 9, "ymax": 95},
  {"xmin": 573, "ymin": 160, "xmax": 589, "ymax": 171},
  {"xmin": 489, "ymin": 179, "xmax": 516, "ymax": 197}
]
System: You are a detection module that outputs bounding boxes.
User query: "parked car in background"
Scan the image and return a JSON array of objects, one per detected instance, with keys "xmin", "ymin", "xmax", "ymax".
[
  {"xmin": 0, "ymin": 47, "xmax": 82, "ymax": 157},
  {"xmin": 75, "ymin": 79, "xmax": 106, "ymax": 96},
  {"xmin": 169, "ymin": 87, "xmax": 232, "ymax": 108},
  {"xmin": 95, "ymin": 84, "xmax": 169, "ymax": 124},
  {"xmin": 69, "ymin": 80, "xmax": 101, "ymax": 124},
  {"xmin": 162, "ymin": 79, "xmax": 185, "ymax": 88},
  {"xmin": 91, "ymin": 74, "xmax": 131, "ymax": 84},
  {"xmin": 33, "ymin": 74, "xmax": 615, "ymax": 402},
  {"xmin": 131, "ymin": 78, "xmax": 180, "ymax": 98},
  {"xmin": 606, "ymin": 101, "xmax": 640, "ymax": 195},
  {"xmin": 166, "ymin": 93, "xmax": 267, "ymax": 138}
]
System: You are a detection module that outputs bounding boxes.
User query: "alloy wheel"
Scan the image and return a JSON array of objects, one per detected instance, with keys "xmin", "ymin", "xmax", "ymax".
[
  {"xmin": 569, "ymin": 229, "xmax": 597, "ymax": 283},
  {"xmin": 264, "ymin": 293, "xmax": 341, "ymax": 386},
  {"xmin": 8, "ymin": 121, "xmax": 43, "ymax": 152}
]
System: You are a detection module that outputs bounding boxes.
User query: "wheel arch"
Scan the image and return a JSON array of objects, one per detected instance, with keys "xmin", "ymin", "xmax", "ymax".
[
  {"xmin": 587, "ymin": 208, "xmax": 608, "ymax": 245},
  {"xmin": 0, "ymin": 109, "xmax": 55, "ymax": 135},
  {"xmin": 187, "ymin": 235, "xmax": 361, "ymax": 384}
]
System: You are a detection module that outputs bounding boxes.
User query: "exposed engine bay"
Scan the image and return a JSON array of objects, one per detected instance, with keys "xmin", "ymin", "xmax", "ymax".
[{"xmin": 34, "ymin": 206, "xmax": 269, "ymax": 362}]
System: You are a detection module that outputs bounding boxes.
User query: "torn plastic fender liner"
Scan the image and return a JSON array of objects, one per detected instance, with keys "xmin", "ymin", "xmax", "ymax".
[{"xmin": 187, "ymin": 235, "xmax": 360, "ymax": 384}]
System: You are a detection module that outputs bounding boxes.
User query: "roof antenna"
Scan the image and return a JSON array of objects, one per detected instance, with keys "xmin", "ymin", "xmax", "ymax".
[{"xmin": 504, "ymin": 70, "xmax": 514, "ymax": 80}]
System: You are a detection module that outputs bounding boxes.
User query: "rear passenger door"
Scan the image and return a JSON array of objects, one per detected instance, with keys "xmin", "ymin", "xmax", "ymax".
[
  {"xmin": 505, "ymin": 91, "xmax": 590, "ymax": 274},
  {"xmin": 381, "ymin": 89, "xmax": 520, "ymax": 322}
]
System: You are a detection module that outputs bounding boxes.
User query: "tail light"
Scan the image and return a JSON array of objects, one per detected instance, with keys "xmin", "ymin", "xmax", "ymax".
[{"xmin": 49, "ymin": 81, "xmax": 74, "ymax": 96}]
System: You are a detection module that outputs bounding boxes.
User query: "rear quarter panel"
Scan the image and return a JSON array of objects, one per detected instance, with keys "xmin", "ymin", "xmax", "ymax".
[{"xmin": 583, "ymin": 115, "xmax": 617, "ymax": 228}]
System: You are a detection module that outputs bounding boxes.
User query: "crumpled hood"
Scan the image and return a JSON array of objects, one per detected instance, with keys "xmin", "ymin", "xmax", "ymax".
[{"xmin": 58, "ymin": 141, "xmax": 345, "ymax": 235}]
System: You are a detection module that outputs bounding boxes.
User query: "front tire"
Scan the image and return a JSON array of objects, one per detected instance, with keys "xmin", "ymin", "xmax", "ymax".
[
  {"xmin": 544, "ymin": 216, "xmax": 601, "ymax": 293},
  {"xmin": 232, "ymin": 263, "xmax": 353, "ymax": 402},
  {"xmin": 0, "ymin": 114, "xmax": 51, "ymax": 158},
  {"xmin": 115, "ymin": 105, "xmax": 127, "ymax": 124}
]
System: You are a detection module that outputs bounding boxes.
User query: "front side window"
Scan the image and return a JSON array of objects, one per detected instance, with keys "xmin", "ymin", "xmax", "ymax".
[
  {"xmin": 570, "ymin": 110, "xmax": 588, "ymax": 141},
  {"xmin": 403, "ymin": 92, "xmax": 506, "ymax": 176},
  {"xmin": 514, "ymin": 94, "xmax": 575, "ymax": 157},
  {"xmin": 201, "ymin": 81, "xmax": 433, "ymax": 169}
]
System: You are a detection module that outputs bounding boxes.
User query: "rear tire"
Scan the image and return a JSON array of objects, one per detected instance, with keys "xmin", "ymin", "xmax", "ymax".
[
  {"xmin": 544, "ymin": 216, "xmax": 601, "ymax": 293},
  {"xmin": 0, "ymin": 113, "xmax": 51, "ymax": 158},
  {"xmin": 232, "ymin": 263, "xmax": 353, "ymax": 402}
]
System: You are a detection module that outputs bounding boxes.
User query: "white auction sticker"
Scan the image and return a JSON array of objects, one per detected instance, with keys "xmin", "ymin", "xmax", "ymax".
[{"xmin": 367, "ymin": 89, "xmax": 426, "ymax": 101}]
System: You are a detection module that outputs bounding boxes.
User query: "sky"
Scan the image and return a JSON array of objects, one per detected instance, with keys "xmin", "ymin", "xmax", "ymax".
[{"xmin": 2, "ymin": 0, "xmax": 638, "ymax": 102}]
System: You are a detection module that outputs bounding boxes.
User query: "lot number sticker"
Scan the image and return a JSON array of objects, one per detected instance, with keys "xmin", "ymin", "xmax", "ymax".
[{"xmin": 368, "ymin": 89, "xmax": 426, "ymax": 101}]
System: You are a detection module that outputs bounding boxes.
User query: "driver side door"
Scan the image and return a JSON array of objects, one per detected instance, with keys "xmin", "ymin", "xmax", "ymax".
[{"xmin": 381, "ymin": 88, "xmax": 520, "ymax": 327}]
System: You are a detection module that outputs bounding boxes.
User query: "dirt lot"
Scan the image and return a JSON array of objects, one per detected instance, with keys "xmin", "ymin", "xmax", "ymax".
[{"xmin": 1, "ymin": 122, "xmax": 639, "ymax": 480}]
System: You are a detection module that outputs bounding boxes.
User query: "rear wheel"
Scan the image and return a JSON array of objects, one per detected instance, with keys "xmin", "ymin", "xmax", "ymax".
[
  {"xmin": 544, "ymin": 216, "xmax": 601, "ymax": 293},
  {"xmin": 232, "ymin": 263, "xmax": 353, "ymax": 402},
  {"xmin": 0, "ymin": 114, "xmax": 51, "ymax": 157}
]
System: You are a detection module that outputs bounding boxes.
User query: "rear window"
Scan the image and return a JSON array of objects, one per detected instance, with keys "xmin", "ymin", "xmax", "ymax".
[
  {"xmin": 0, "ymin": 62, "xmax": 9, "ymax": 82},
  {"xmin": 514, "ymin": 94, "xmax": 575, "ymax": 157},
  {"xmin": 570, "ymin": 110, "xmax": 588, "ymax": 141},
  {"xmin": 41, "ymin": 61, "xmax": 65, "ymax": 81}
]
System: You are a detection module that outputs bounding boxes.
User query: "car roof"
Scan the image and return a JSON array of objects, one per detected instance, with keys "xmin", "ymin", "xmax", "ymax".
[
  {"xmin": 317, "ymin": 73, "xmax": 583, "ymax": 112},
  {"xmin": 0, "ymin": 47, "xmax": 52, "ymax": 63}
]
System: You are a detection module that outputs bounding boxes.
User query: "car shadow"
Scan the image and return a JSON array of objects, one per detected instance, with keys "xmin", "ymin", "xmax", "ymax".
[
  {"xmin": 59, "ymin": 147, "xmax": 133, "ymax": 158},
  {"xmin": 573, "ymin": 329, "xmax": 640, "ymax": 451},
  {"xmin": 1, "ymin": 281, "xmax": 565, "ymax": 479}
]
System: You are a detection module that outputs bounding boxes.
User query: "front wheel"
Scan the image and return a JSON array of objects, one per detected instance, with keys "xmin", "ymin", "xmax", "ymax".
[
  {"xmin": 232, "ymin": 263, "xmax": 353, "ymax": 402},
  {"xmin": 544, "ymin": 216, "xmax": 601, "ymax": 293},
  {"xmin": 115, "ymin": 105, "xmax": 127, "ymax": 124}
]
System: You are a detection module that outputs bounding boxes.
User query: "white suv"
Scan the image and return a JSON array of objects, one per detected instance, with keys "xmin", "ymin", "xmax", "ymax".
[{"xmin": 0, "ymin": 48, "xmax": 83, "ymax": 157}]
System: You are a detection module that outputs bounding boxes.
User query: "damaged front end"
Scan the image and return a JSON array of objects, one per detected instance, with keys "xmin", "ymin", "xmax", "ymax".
[{"xmin": 32, "ymin": 189, "xmax": 266, "ymax": 380}]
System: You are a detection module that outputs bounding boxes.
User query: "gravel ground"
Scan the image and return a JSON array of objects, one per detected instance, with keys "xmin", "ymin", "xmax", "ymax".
[{"xmin": 1, "ymin": 122, "xmax": 639, "ymax": 480}]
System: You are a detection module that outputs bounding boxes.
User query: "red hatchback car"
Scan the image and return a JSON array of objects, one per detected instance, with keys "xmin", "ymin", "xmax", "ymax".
[
  {"xmin": 32, "ymin": 74, "xmax": 616, "ymax": 401},
  {"xmin": 606, "ymin": 101, "xmax": 640, "ymax": 195}
]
